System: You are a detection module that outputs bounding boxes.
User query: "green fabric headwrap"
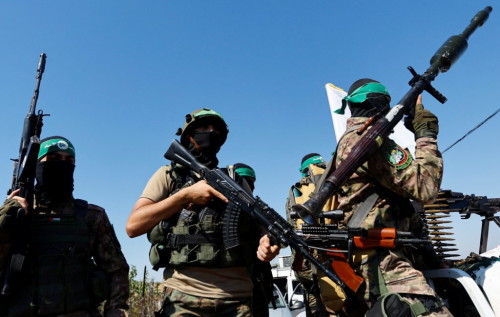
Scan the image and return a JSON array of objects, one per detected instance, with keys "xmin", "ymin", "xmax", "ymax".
[
  {"xmin": 300, "ymin": 155, "xmax": 324, "ymax": 175},
  {"xmin": 38, "ymin": 138, "xmax": 76, "ymax": 160},
  {"xmin": 334, "ymin": 82, "xmax": 390, "ymax": 115},
  {"xmin": 235, "ymin": 167, "xmax": 256, "ymax": 179}
]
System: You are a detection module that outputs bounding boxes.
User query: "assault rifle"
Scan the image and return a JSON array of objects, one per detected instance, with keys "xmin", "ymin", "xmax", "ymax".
[
  {"xmin": 421, "ymin": 190, "xmax": 500, "ymax": 254},
  {"xmin": 293, "ymin": 7, "xmax": 493, "ymax": 224},
  {"xmin": 1, "ymin": 53, "xmax": 48, "ymax": 296},
  {"xmin": 296, "ymin": 226, "xmax": 431, "ymax": 291},
  {"xmin": 164, "ymin": 139, "xmax": 352, "ymax": 295}
]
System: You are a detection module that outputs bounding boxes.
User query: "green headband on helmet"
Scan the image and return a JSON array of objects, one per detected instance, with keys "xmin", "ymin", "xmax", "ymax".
[
  {"xmin": 235, "ymin": 167, "xmax": 256, "ymax": 179},
  {"xmin": 300, "ymin": 155, "xmax": 325, "ymax": 175},
  {"xmin": 334, "ymin": 82, "xmax": 390, "ymax": 115},
  {"xmin": 193, "ymin": 108, "xmax": 223, "ymax": 119},
  {"xmin": 38, "ymin": 138, "xmax": 76, "ymax": 160}
]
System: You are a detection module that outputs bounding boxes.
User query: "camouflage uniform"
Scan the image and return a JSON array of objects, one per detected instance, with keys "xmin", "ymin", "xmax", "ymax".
[
  {"xmin": 330, "ymin": 117, "xmax": 450, "ymax": 317},
  {"xmin": 0, "ymin": 198, "xmax": 129, "ymax": 317},
  {"xmin": 158, "ymin": 287, "xmax": 252, "ymax": 317}
]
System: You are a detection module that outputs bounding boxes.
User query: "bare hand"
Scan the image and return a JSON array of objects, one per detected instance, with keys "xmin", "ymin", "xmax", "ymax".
[
  {"xmin": 8, "ymin": 189, "xmax": 29, "ymax": 213},
  {"xmin": 257, "ymin": 235, "xmax": 280, "ymax": 262},
  {"xmin": 416, "ymin": 94, "xmax": 422, "ymax": 105},
  {"xmin": 181, "ymin": 180, "xmax": 228, "ymax": 205}
]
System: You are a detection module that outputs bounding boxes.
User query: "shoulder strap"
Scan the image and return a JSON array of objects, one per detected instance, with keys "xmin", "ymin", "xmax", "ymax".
[
  {"xmin": 168, "ymin": 164, "xmax": 195, "ymax": 194},
  {"xmin": 347, "ymin": 189, "xmax": 379, "ymax": 228}
]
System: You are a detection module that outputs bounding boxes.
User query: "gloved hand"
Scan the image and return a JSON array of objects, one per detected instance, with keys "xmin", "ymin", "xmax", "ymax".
[{"xmin": 404, "ymin": 103, "xmax": 439, "ymax": 140}]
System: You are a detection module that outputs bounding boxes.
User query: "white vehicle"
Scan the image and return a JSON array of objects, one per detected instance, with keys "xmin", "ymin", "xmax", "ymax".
[
  {"xmin": 268, "ymin": 283, "xmax": 304, "ymax": 317},
  {"xmin": 271, "ymin": 257, "xmax": 305, "ymax": 316}
]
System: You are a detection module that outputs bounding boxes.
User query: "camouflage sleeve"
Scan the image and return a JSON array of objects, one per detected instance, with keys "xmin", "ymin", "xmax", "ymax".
[
  {"xmin": 0, "ymin": 199, "xmax": 21, "ymax": 276},
  {"xmin": 370, "ymin": 136, "xmax": 443, "ymax": 204},
  {"xmin": 0, "ymin": 199, "xmax": 21, "ymax": 241},
  {"xmin": 87, "ymin": 205, "xmax": 130, "ymax": 311}
]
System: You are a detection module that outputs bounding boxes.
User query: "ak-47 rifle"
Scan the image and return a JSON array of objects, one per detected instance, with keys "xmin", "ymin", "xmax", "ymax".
[
  {"xmin": 293, "ymin": 7, "xmax": 493, "ymax": 224},
  {"xmin": 1, "ymin": 53, "xmax": 48, "ymax": 296},
  {"xmin": 164, "ymin": 139, "xmax": 353, "ymax": 296},
  {"xmin": 422, "ymin": 190, "xmax": 500, "ymax": 254},
  {"xmin": 296, "ymin": 226, "xmax": 431, "ymax": 291}
]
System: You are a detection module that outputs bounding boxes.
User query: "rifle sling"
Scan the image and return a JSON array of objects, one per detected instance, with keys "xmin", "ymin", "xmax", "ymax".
[{"xmin": 348, "ymin": 188, "xmax": 379, "ymax": 228}]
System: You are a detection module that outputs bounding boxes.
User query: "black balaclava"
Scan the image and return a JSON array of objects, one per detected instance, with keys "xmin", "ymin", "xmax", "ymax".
[
  {"xmin": 233, "ymin": 162, "xmax": 256, "ymax": 192},
  {"xmin": 35, "ymin": 136, "xmax": 75, "ymax": 206},
  {"xmin": 186, "ymin": 133, "xmax": 222, "ymax": 169},
  {"xmin": 35, "ymin": 160, "xmax": 75, "ymax": 205},
  {"xmin": 347, "ymin": 78, "xmax": 391, "ymax": 118}
]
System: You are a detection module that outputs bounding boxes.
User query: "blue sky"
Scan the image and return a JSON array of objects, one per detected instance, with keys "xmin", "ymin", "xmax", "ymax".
[{"xmin": 1, "ymin": 1, "xmax": 499, "ymax": 281}]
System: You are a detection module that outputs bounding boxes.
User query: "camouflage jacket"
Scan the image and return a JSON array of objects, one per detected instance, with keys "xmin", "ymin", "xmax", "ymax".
[
  {"xmin": 0, "ymin": 198, "xmax": 130, "ymax": 314},
  {"xmin": 335, "ymin": 117, "xmax": 443, "ymax": 232}
]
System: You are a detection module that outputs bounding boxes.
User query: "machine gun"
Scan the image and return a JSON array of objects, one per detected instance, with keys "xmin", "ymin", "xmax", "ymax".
[
  {"xmin": 422, "ymin": 190, "xmax": 500, "ymax": 255},
  {"xmin": 164, "ymin": 139, "xmax": 354, "ymax": 295},
  {"xmin": 293, "ymin": 7, "xmax": 493, "ymax": 224},
  {"xmin": 1, "ymin": 53, "xmax": 48, "ymax": 296},
  {"xmin": 296, "ymin": 226, "xmax": 431, "ymax": 291}
]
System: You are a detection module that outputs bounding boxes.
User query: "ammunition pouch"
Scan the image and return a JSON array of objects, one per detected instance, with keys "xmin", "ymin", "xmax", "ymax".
[
  {"xmin": 148, "ymin": 206, "xmax": 254, "ymax": 269},
  {"xmin": 147, "ymin": 214, "xmax": 179, "ymax": 271}
]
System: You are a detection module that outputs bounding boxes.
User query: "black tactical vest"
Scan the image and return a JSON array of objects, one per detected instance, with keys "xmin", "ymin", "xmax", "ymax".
[{"xmin": 7, "ymin": 200, "xmax": 94, "ymax": 317}]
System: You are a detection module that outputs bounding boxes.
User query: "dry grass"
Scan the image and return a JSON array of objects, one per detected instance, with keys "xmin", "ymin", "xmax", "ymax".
[{"xmin": 128, "ymin": 266, "xmax": 164, "ymax": 317}]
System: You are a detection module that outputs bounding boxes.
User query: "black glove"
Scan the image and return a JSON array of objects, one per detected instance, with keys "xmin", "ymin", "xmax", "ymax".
[{"xmin": 404, "ymin": 103, "xmax": 439, "ymax": 139}]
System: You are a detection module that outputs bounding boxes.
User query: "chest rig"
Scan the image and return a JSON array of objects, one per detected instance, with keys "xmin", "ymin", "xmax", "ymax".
[
  {"xmin": 7, "ymin": 199, "xmax": 94, "ymax": 317},
  {"xmin": 148, "ymin": 165, "xmax": 256, "ymax": 270}
]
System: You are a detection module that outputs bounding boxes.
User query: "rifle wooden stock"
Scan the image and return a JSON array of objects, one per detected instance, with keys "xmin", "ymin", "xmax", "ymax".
[{"xmin": 327, "ymin": 250, "xmax": 364, "ymax": 293}]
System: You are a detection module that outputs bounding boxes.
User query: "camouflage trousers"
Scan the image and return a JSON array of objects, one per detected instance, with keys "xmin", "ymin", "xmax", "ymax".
[
  {"xmin": 156, "ymin": 287, "xmax": 252, "ymax": 317},
  {"xmin": 340, "ymin": 250, "xmax": 453, "ymax": 317}
]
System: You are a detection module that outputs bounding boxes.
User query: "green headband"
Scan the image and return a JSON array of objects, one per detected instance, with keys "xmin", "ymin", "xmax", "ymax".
[
  {"xmin": 38, "ymin": 138, "xmax": 76, "ymax": 160},
  {"xmin": 235, "ymin": 167, "xmax": 256, "ymax": 179},
  {"xmin": 300, "ymin": 155, "xmax": 324, "ymax": 174},
  {"xmin": 193, "ymin": 108, "xmax": 224, "ymax": 119},
  {"xmin": 334, "ymin": 82, "xmax": 390, "ymax": 114}
]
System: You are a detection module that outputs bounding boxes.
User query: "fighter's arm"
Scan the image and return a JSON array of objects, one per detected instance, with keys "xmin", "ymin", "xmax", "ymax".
[
  {"xmin": 367, "ymin": 96, "xmax": 443, "ymax": 203},
  {"xmin": 126, "ymin": 180, "xmax": 227, "ymax": 238},
  {"xmin": 5, "ymin": 189, "xmax": 28, "ymax": 212}
]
